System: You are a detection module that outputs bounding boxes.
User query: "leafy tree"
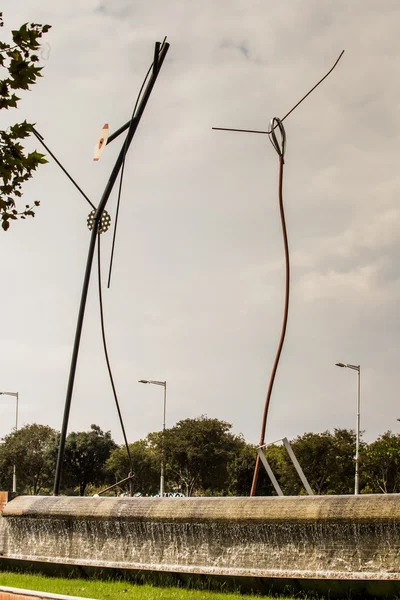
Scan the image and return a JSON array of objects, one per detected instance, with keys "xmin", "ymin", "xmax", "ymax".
[
  {"xmin": 279, "ymin": 429, "xmax": 360, "ymax": 495},
  {"xmin": 0, "ymin": 423, "xmax": 58, "ymax": 495},
  {"xmin": 62, "ymin": 424, "xmax": 117, "ymax": 496},
  {"xmin": 149, "ymin": 416, "xmax": 243, "ymax": 496},
  {"xmin": 0, "ymin": 13, "xmax": 51, "ymax": 230},
  {"xmin": 106, "ymin": 440, "xmax": 160, "ymax": 495},
  {"xmin": 361, "ymin": 431, "xmax": 400, "ymax": 494},
  {"xmin": 0, "ymin": 439, "xmax": 13, "ymax": 493}
]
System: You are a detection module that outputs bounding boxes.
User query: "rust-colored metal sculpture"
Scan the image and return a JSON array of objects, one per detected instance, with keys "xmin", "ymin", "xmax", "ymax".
[{"xmin": 213, "ymin": 51, "xmax": 344, "ymax": 495}]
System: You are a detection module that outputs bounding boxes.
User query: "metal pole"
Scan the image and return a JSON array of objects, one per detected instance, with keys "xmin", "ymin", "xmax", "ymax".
[
  {"xmin": 12, "ymin": 466, "xmax": 16, "ymax": 496},
  {"xmin": 15, "ymin": 392, "xmax": 19, "ymax": 431},
  {"xmin": 160, "ymin": 382, "xmax": 166, "ymax": 497},
  {"xmin": 335, "ymin": 362, "xmax": 361, "ymax": 496},
  {"xmin": 53, "ymin": 226, "xmax": 98, "ymax": 496},
  {"xmin": 355, "ymin": 366, "xmax": 360, "ymax": 495},
  {"xmin": 53, "ymin": 41, "xmax": 170, "ymax": 496},
  {"xmin": 96, "ymin": 473, "xmax": 135, "ymax": 496},
  {"xmin": 12, "ymin": 392, "xmax": 18, "ymax": 494}
]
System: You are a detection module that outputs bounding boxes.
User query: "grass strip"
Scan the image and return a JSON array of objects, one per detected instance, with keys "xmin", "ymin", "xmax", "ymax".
[{"xmin": 0, "ymin": 571, "xmax": 296, "ymax": 600}]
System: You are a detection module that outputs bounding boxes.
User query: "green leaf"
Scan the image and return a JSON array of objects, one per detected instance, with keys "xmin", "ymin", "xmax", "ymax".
[{"xmin": 0, "ymin": 16, "xmax": 50, "ymax": 229}]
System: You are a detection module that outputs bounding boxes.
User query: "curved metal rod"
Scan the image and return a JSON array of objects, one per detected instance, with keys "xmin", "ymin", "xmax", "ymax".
[
  {"xmin": 107, "ymin": 61, "xmax": 153, "ymax": 289},
  {"xmin": 212, "ymin": 50, "xmax": 344, "ymax": 136},
  {"xmin": 97, "ymin": 233, "xmax": 133, "ymax": 475},
  {"xmin": 250, "ymin": 150, "xmax": 289, "ymax": 497},
  {"xmin": 107, "ymin": 37, "xmax": 168, "ymax": 289}
]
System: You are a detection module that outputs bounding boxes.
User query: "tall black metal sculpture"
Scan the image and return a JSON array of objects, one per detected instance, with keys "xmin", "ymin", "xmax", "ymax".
[{"xmin": 46, "ymin": 39, "xmax": 170, "ymax": 496}]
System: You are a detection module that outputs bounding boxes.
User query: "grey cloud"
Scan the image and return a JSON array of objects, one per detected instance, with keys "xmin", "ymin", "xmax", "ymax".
[{"xmin": 1, "ymin": 0, "xmax": 400, "ymax": 448}]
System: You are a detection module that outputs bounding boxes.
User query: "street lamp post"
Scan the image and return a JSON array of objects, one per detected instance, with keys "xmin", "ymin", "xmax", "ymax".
[
  {"xmin": 0, "ymin": 391, "xmax": 19, "ymax": 493},
  {"xmin": 138, "ymin": 379, "xmax": 167, "ymax": 497},
  {"xmin": 335, "ymin": 362, "xmax": 361, "ymax": 495}
]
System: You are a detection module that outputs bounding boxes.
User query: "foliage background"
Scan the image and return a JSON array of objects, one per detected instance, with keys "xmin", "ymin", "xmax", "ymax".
[{"xmin": 1, "ymin": 416, "xmax": 399, "ymax": 497}]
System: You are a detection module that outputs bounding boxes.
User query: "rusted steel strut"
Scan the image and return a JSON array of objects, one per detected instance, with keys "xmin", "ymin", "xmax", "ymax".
[{"xmin": 250, "ymin": 118, "xmax": 288, "ymax": 497}]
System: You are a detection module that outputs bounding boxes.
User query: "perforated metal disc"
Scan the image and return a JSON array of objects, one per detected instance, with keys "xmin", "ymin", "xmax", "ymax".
[{"xmin": 87, "ymin": 209, "xmax": 111, "ymax": 234}]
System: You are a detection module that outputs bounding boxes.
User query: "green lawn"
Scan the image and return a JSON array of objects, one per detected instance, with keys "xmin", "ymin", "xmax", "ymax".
[{"xmin": 0, "ymin": 571, "xmax": 298, "ymax": 600}]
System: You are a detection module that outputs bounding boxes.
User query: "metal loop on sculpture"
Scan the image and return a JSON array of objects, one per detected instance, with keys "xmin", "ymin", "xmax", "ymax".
[
  {"xmin": 268, "ymin": 117, "xmax": 286, "ymax": 159},
  {"xmin": 87, "ymin": 209, "xmax": 111, "ymax": 234}
]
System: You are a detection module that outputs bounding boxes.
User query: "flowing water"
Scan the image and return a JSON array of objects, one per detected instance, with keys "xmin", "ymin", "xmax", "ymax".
[{"xmin": 1, "ymin": 495, "xmax": 400, "ymax": 580}]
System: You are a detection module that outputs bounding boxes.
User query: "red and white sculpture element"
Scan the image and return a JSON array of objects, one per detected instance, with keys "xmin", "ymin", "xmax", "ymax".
[{"xmin": 93, "ymin": 124, "xmax": 109, "ymax": 161}]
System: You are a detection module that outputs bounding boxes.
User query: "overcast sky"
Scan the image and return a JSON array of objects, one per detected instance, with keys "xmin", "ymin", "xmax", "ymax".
[{"xmin": 1, "ymin": 0, "xmax": 399, "ymax": 449}]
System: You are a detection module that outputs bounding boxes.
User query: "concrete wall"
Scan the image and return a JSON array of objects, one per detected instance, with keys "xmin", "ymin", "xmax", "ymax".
[{"xmin": 1, "ymin": 495, "xmax": 400, "ymax": 582}]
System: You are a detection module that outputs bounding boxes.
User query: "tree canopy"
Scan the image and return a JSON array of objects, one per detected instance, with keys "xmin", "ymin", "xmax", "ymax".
[
  {"xmin": 149, "ymin": 416, "xmax": 244, "ymax": 496},
  {"xmin": 106, "ymin": 439, "xmax": 160, "ymax": 496},
  {"xmin": 0, "ymin": 13, "xmax": 51, "ymax": 230},
  {"xmin": 361, "ymin": 431, "xmax": 400, "ymax": 494},
  {"xmin": 0, "ymin": 417, "xmax": 399, "ymax": 498},
  {"xmin": 277, "ymin": 429, "xmax": 361, "ymax": 496},
  {"xmin": 0, "ymin": 423, "xmax": 58, "ymax": 495},
  {"xmin": 62, "ymin": 424, "xmax": 117, "ymax": 496}
]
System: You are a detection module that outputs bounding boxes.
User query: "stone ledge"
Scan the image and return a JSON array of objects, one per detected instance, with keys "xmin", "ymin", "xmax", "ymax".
[{"xmin": 4, "ymin": 494, "xmax": 400, "ymax": 523}]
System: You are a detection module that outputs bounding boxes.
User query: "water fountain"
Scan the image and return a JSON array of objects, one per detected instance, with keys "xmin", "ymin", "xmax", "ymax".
[{"xmin": 1, "ymin": 494, "xmax": 400, "ymax": 597}]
